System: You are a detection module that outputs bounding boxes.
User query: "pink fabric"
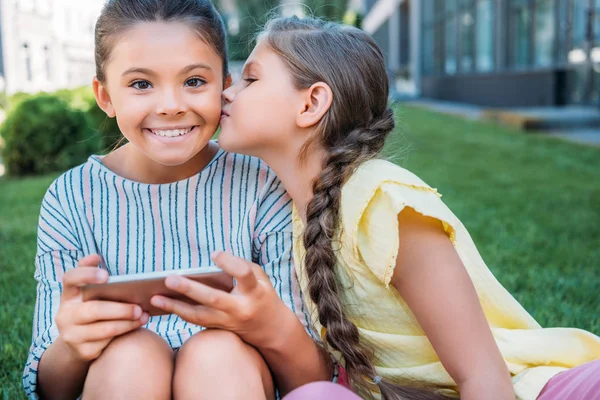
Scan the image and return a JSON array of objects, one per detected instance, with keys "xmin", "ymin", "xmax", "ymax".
[
  {"xmin": 338, "ymin": 366, "xmax": 350, "ymax": 388},
  {"xmin": 537, "ymin": 359, "xmax": 600, "ymax": 400},
  {"xmin": 282, "ymin": 382, "xmax": 360, "ymax": 400}
]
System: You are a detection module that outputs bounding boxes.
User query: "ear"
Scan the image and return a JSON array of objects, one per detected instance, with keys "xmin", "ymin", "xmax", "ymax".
[
  {"xmin": 92, "ymin": 77, "xmax": 116, "ymax": 118},
  {"xmin": 224, "ymin": 73, "xmax": 232, "ymax": 90},
  {"xmin": 296, "ymin": 82, "xmax": 333, "ymax": 129}
]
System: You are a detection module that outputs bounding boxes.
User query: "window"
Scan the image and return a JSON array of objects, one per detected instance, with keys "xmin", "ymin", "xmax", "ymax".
[
  {"xmin": 510, "ymin": 0, "xmax": 532, "ymax": 68},
  {"xmin": 445, "ymin": 0, "xmax": 458, "ymax": 74},
  {"xmin": 568, "ymin": 0, "xmax": 587, "ymax": 64},
  {"xmin": 422, "ymin": 0, "xmax": 446, "ymax": 75},
  {"xmin": 534, "ymin": 0, "xmax": 555, "ymax": 66},
  {"xmin": 459, "ymin": 1, "xmax": 475, "ymax": 72},
  {"xmin": 22, "ymin": 43, "xmax": 32, "ymax": 82},
  {"xmin": 476, "ymin": 0, "xmax": 495, "ymax": 71},
  {"xmin": 595, "ymin": 0, "xmax": 600, "ymax": 44},
  {"xmin": 423, "ymin": 25, "xmax": 434, "ymax": 74},
  {"xmin": 433, "ymin": 15, "xmax": 445, "ymax": 74},
  {"xmin": 44, "ymin": 46, "xmax": 51, "ymax": 80}
]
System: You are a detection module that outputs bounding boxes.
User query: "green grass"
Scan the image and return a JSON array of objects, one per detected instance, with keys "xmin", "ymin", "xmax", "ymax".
[
  {"xmin": 0, "ymin": 174, "xmax": 58, "ymax": 400},
  {"xmin": 1, "ymin": 105, "xmax": 599, "ymax": 398}
]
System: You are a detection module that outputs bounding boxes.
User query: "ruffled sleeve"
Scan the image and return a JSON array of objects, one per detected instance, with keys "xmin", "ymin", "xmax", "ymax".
[{"xmin": 341, "ymin": 160, "xmax": 458, "ymax": 287}]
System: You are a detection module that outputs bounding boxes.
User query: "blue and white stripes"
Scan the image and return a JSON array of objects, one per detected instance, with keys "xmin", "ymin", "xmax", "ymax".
[{"xmin": 23, "ymin": 147, "xmax": 310, "ymax": 399}]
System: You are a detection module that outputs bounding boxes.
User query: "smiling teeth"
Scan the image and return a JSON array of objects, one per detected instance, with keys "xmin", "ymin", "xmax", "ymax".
[{"xmin": 151, "ymin": 128, "xmax": 192, "ymax": 137}]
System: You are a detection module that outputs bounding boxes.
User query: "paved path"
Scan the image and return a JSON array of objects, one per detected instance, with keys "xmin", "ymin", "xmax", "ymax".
[{"xmin": 403, "ymin": 98, "xmax": 600, "ymax": 147}]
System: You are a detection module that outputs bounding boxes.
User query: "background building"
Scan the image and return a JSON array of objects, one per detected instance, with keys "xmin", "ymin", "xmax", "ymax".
[
  {"xmin": 0, "ymin": 0, "xmax": 103, "ymax": 95},
  {"xmin": 364, "ymin": 0, "xmax": 600, "ymax": 107}
]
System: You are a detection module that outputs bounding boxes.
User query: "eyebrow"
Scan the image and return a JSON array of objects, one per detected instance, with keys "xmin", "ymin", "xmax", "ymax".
[
  {"xmin": 180, "ymin": 63, "xmax": 213, "ymax": 74},
  {"xmin": 121, "ymin": 63, "xmax": 213, "ymax": 78},
  {"xmin": 242, "ymin": 61, "xmax": 261, "ymax": 74}
]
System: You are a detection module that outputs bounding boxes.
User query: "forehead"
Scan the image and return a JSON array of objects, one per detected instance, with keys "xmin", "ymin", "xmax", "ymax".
[
  {"xmin": 106, "ymin": 21, "xmax": 224, "ymax": 78},
  {"xmin": 245, "ymin": 40, "xmax": 286, "ymax": 72}
]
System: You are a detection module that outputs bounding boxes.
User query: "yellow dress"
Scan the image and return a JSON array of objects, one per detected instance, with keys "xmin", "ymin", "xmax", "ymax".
[{"xmin": 292, "ymin": 159, "xmax": 600, "ymax": 400}]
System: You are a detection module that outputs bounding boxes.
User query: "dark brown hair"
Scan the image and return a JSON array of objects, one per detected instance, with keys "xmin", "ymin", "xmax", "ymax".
[
  {"xmin": 261, "ymin": 17, "xmax": 449, "ymax": 400},
  {"xmin": 94, "ymin": 0, "xmax": 228, "ymax": 83}
]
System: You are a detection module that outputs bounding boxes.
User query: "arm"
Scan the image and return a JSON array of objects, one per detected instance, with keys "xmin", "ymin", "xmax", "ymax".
[
  {"xmin": 37, "ymin": 335, "xmax": 91, "ymax": 400},
  {"xmin": 391, "ymin": 207, "xmax": 513, "ymax": 400},
  {"xmin": 28, "ymin": 188, "xmax": 145, "ymax": 400},
  {"xmin": 252, "ymin": 173, "xmax": 331, "ymax": 393},
  {"xmin": 36, "ymin": 256, "xmax": 146, "ymax": 400},
  {"xmin": 252, "ymin": 233, "xmax": 331, "ymax": 394}
]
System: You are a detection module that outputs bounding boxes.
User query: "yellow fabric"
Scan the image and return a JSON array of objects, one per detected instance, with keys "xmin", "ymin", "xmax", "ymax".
[{"xmin": 292, "ymin": 159, "xmax": 600, "ymax": 400}]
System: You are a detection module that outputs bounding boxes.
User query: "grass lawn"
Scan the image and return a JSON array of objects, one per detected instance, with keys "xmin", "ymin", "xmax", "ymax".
[{"xmin": 1, "ymin": 105, "xmax": 599, "ymax": 398}]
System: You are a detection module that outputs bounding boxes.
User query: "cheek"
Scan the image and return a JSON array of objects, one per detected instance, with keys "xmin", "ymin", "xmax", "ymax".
[
  {"xmin": 113, "ymin": 97, "xmax": 150, "ymax": 124},
  {"xmin": 194, "ymin": 91, "xmax": 223, "ymax": 124}
]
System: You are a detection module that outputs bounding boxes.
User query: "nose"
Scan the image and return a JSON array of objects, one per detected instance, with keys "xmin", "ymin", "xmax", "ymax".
[
  {"xmin": 156, "ymin": 88, "xmax": 187, "ymax": 116},
  {"xmin": 222, "ymin": 84, "xmax": 235, "ymax": 104}
]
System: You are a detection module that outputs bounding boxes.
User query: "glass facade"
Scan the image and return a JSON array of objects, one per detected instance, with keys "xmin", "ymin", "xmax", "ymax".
[
  {"xmin": 476, "ymin": 0, "xmax": 495, "ymax": 71},
  {"xmin": 422, "ymin": 0, "xmax": 494, "ymax": 75},
  {"xmin": 419, "ymin": 0, "xmax": 600, "ymax": 105},
  {"xmin": 534, "ymin": 0, "xmax": 555, "ymax": 67},
  {"xmin": 459, "ymin": 1, "xmax": 476, "ymax": 72},
  {"xmin": 422, "ymin": 0, "xmax": 600, "ymax": 74}
]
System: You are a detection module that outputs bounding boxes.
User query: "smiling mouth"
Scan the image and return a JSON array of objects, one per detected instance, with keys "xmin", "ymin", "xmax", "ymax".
[{"xmin": 148, "ymin": 126, "xmax": 195, "ymax": 138}]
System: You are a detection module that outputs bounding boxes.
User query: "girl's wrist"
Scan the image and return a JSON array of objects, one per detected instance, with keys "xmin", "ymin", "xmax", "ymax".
[
  {"xmin": 56, "ymin": 336, "xmax": 92, "ymax": 365},
  {"xmin": 255, "ymin": 304, "xmax": 303, "ymax": 352}
]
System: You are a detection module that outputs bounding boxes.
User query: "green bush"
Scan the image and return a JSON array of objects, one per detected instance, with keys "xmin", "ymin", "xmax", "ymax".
[{"xmin": 0, "ymin": 94, "xmax": 101, "ymax": 176}]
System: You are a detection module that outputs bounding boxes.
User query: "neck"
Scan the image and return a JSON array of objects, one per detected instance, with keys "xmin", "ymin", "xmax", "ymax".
[
  {"xmin": 259, "ymin": 145, "xmax": 327, "ymax": 224},
  {"xmin": 102, "ymin": 141, "xmax": 219, "ymax": 184}
]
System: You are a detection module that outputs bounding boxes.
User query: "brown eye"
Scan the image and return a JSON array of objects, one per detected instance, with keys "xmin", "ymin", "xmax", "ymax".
[
  {"xmin": 131, "ymin": 80, "xmax": 152, "ymax": 90},
  {"xmin": 185, "ymin": 77, "xmax": 206, "ymax": 87}
]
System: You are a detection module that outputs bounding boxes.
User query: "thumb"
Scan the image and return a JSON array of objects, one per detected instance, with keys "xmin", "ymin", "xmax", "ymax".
[
  {"xmin": 211, "ymin": 251, "xmax": 258, "ymax": 292},
  {"xmin": 62, "ymin": 255, "xmax": 106, "ymax": 300}
]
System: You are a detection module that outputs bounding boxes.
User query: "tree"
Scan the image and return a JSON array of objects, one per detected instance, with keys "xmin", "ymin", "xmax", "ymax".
[{"xmin": 216, "ymin": 0, "xmax": 281, "ymax": 61}]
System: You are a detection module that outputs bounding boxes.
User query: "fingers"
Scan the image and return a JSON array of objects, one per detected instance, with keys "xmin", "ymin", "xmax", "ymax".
[
  {"xmin": 211, "ymin": 251, "xmax": 258, "ymax": 292},
  {"xmin": 75, "ymin": 301, "xmax": 144, "ymax": 324},
  {"xmin": 62, "ymin": 265, "xmax": 108, "ymax": 300},
  {"xmin": 162, "ymin": 276, "xmax": 236, "ymax": 312},
  {"xmin": 67, "ymin": 317, "xmax": 149, "ymax": 343},
  {"xmin": 150, "ymin": 295, "xmax": 224, "ymax": 326}
]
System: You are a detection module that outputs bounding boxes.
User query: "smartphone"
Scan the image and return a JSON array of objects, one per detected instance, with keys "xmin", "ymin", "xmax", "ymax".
[{"xmin": 81, "ymin": 267, "xmax": 234, "ymax": 316}]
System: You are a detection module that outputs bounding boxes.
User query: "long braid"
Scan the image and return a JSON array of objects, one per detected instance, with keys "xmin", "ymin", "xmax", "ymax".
[
  {"xmin": 303, "ymin": 110, "xmax": 449, "ymax": 400},
  {"xmin": 264, "ymin": 16, "xmax": 452, "ymax": 400}
]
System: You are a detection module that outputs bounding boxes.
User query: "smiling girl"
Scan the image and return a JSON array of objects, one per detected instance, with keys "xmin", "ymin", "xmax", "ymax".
[{"xmin": 23, "ymin": 2, "xmax": 329, "ymax": 399}]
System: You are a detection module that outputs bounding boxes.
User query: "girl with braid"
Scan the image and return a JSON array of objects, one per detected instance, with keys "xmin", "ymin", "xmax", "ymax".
[{"xmin": 218, "ymin": 16, "xmax": 600, "ymax": 400}]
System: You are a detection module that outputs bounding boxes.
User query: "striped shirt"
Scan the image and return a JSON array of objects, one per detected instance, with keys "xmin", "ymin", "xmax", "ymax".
[{"xmin": 23, "ymin": 147, "xmax": 312, "ymax": 399}]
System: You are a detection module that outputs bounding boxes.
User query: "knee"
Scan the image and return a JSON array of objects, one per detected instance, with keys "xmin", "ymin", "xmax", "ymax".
[
  {"xmin": 174, "ymin": 330, "xmax": 274, "ymax": 399},
  {"xmin": 95, "ymin": 328, "xmax": 172, "ymax": 365},
  {"xmin": 176, "ymin": 329, "xmax": 248, "ymax": 367},
  {"xmin": 85, "ymin": 328, "xmax": 173, "ymax": 397}
]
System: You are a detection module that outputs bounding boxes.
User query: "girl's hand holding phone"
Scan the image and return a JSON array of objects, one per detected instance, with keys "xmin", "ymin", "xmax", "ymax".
[
  {"xmin": 150, "ymin": 251, "xmax": 291, "ymax": 349},
  {"xmin": 56, "ymin": 254, "xmax": 150, "ymax": 362}
]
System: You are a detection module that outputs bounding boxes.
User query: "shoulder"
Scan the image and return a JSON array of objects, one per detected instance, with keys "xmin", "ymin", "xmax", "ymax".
[
  {"xmin": 225, "ymin": 151, "xmax": 285, "ymax": 203},
  {"xmin": 341, "ymin": 159, "xmax": 439, "ymax": 225},
  {"xmin": 345, "ymin": 159, "xmax": 435, "ymax": 195},
  {"xmin": 217, "ymin": 150, "xmax": 279, "ymax": 193},
  {"xmin": 43, "ymin": 156, "xmax": 101, "ymax": 203}
]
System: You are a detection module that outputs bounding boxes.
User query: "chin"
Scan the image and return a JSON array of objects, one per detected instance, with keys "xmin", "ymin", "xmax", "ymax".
[
  {"xmin": 216, "ymin": 131, "xmax": 235, "ymax": 152},
  {"xmin": 149, "ymin": 152, "xmax": 197, "ymax": 167}
]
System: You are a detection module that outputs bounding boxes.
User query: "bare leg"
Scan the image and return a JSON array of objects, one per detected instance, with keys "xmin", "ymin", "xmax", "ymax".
[
  {"xmin": 82, "ymin": 328, "xmax": 173, "ymax": 400},
  {"xmin": 173, "ymin": 329, "xmax": 274, "ymax": 400}
]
